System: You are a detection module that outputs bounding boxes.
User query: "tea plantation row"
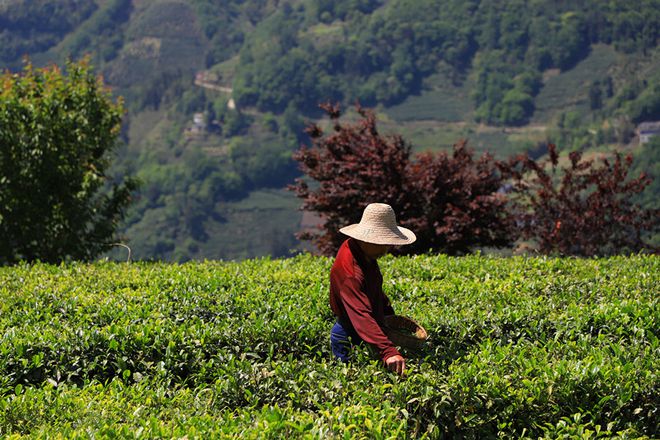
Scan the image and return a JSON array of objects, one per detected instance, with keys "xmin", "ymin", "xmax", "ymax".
[{"xmin": 0, "ymin": 254, "xmax": 657, "ymax": 438}]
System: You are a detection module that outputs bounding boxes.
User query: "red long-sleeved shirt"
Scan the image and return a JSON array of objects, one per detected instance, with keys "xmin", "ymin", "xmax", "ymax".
[{"xmin": 329, "ymin": 238, "xmax": 400, "ymax": 362}]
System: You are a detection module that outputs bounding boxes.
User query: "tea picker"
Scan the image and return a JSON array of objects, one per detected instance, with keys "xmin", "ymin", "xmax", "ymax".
[{"xmin": 329, "ymin": 203, "xmax": 428, "ymax": 375}]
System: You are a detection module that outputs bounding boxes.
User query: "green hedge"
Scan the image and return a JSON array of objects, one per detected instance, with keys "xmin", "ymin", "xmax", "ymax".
[{"xmin": 0, "ymin": 255, "xmax": 657, "ymax": 438}]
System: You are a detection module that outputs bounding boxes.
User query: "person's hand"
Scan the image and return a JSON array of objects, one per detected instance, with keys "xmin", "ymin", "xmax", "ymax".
[{"xmin": 384, "ymin": 355, "xmax": 405, "ymax": 375}]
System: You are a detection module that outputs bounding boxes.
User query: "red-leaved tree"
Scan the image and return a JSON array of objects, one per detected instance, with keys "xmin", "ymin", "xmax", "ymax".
[
  {"xmin": 405, "ymin": 144, "xmax": 512, "ymax": 255},
  {"xmin": 499, "ymin": 144, "xmax": 659, "ymax": 256},
  {"xmin": 290, "ymin": 103, "xmax": 513, "ymax": 256}
]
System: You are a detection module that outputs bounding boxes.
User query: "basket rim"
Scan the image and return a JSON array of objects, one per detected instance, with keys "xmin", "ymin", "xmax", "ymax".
[{"xmin": 383, "ymin": 315, "xmax": 428, "ymax": 343}]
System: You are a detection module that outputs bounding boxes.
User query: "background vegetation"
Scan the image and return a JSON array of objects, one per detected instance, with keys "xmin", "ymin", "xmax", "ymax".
[
  {"xmin": 0, "ymin": 60, "xmax": 136, "ymax": 264},
  {"xmin": 1, "ymin": 0, "xmax": 659, "ymax": 261}
]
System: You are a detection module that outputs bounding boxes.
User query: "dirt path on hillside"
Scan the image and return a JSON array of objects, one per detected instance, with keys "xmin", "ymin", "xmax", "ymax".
[{"xmin": 194, "ymin": 79, "xmax": 232, "ymax": 93}]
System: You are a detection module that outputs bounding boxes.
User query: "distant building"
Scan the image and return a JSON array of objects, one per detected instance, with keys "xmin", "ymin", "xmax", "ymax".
[
  {"xmin": 185, "ymin": 112, "xmax": 206, "ymax": 136},
  {"xmin": 193, "ymin": 112, "xmax": 205, "ymax": 127},
  {"xmin": 637, "ymin": 121, "xmax": 660, "ymax": 144},
  {"xmin": 195, "ymin": 71, "xmax": 219, "ymax": 85}
]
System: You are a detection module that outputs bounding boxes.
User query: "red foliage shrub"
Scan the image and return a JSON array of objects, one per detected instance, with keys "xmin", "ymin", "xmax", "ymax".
[
  {"xmin": 499, "ymin": 144, "xmax": 659, "ymax": 256},
  {"xmin": 405, "ymin": 142, "xmax": 512, "ymax": 255},
  {"xmin": 290, "ymin": 103, "xmax": 513, "ymax": 256}
]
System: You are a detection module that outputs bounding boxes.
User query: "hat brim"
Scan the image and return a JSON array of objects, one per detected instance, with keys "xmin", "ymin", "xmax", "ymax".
[{"xmin": 339, "ymin": 224, "xmax": 416, "ymax": 245}]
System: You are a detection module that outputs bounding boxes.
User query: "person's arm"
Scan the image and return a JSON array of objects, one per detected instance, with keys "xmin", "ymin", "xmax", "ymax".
[
  {"xmin": 380, "ymin": 292, "xmax": 404, "ymax": 373},
  {"xmin": 340, "ymin": 277, "xmax": 401, "ymax": 363}
]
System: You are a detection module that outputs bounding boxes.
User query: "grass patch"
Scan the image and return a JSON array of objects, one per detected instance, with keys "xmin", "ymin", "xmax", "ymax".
[
  {"xmin": 533, "ymin": 45, "xmax": 620, "ymax": 123},
  {"xmin": 384, "ymin": 88, "xmax": 472, "ymax": 123},
  {"xmin": 126, "ymin": 108, "xmax": 168, "ymax": 148},
  {"xmin": 380, "ymin": 120, "xmax": 541, "ymax": 159},
  {"xmin": 209, "ymin": 55, "xmax": 240, "ymax": 85},
  {"xmin": 199, "ymin": 189, "xmax": 304, "ymax": 260},
  {"xmin": 384, "ymin": 71, "xmax": 474, "ymax": 123}
]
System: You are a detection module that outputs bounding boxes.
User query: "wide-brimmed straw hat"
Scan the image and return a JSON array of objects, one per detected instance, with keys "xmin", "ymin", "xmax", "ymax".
[{"xmin": 339, "ymin": 203, "xmax": 416, "ymax": 246}]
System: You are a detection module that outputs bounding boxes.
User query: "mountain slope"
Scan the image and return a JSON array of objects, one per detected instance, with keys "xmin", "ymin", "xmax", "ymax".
[{"xmin": 2, "ymin": 0, "xmax": 659, "ymax": 261}]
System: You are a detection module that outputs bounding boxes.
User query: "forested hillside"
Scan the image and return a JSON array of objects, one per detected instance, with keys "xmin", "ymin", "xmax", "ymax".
[{"xmin": 2, "ymin": 0, "xmax": 659, "ymax": 261}]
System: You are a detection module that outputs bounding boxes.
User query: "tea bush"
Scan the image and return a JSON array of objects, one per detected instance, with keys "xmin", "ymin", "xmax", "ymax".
[{"xmin": 0, "ymin": 254, "xmax": 657, "ymax": 438}]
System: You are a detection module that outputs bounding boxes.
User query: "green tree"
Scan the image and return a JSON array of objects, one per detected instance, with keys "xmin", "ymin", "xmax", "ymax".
[
  {"xmin": 0, "ymin": 59, "xmax": 137, "ymax": 264},
  {"xmin": 589, "ymin": 80, "xmax": 603, "ymax": 110}
]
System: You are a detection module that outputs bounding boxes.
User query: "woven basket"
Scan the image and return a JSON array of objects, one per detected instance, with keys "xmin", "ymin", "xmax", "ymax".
[{"xmin": 383, "ymin": 315, "xmax": 428, "ymax": 350}]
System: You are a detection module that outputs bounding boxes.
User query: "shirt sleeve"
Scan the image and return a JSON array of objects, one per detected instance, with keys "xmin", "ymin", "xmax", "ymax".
[{"xmin": 340, "ymin": 276, "xmax": 400, "ymax": 362}]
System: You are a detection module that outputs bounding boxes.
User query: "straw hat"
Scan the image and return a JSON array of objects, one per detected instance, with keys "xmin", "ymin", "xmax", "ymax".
[{"xmin": 339, "ymin": 203, "xmax": 416, "ymax": 246}]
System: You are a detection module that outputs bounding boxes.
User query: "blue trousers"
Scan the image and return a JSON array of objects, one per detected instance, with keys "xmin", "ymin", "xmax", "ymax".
[{"xmin": 330, "ymin": 321, "xmax": 362, "ymax": 362}]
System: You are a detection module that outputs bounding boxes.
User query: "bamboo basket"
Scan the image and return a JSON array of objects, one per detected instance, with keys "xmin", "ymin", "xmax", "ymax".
[{"xmin": 383, "ymin": 315, "xmax": 428, "ymax": 350}]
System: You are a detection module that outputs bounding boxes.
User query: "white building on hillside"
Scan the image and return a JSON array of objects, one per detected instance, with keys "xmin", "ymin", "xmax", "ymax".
[{"xmin": 637, "ymin": 121, "xmax": 660, "ymax": 144}]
